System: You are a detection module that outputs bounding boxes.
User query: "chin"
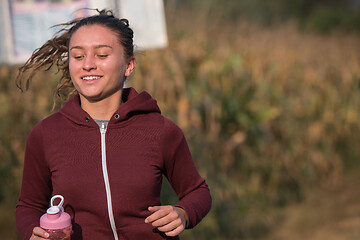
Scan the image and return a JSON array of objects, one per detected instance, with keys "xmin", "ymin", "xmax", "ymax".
[{"xmin": 79, "ymin": 92, "xmax": 103, "ymax": 102}]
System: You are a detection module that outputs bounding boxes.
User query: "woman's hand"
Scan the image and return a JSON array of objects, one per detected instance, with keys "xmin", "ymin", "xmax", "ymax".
[
  {"xmin": 30, "ymin": 227, "xmax": 49, "ymax": 240},
  {"xmin": 145, "ymin": 205, "xmax": 188, "ymax": 237}
]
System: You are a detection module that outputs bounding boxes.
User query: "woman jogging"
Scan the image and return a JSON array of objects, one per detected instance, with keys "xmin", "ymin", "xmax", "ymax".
[{"xmin": 15, "ymin": 9, "xmax": 211, "ymax": 240}]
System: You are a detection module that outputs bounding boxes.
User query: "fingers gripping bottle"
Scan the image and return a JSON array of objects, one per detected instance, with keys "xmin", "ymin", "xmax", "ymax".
[{"xmin": 40, "ymin": 195, "xmax": 72, "ymax": 240}]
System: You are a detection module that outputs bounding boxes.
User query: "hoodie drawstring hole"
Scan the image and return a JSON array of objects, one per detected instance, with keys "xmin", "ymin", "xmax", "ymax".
[
  {"xmin": 85, "ymin": 117, "xmax": 90, "ymax": 122},
  {"xmin": 114, "ymin": 114, "xmax": 120, "ymax": 119}
]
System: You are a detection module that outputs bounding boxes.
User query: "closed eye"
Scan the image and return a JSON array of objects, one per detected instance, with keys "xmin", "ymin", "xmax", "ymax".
[{"xmin": 97, "ymin": 54, "xmax": 108, "ymax": 59}]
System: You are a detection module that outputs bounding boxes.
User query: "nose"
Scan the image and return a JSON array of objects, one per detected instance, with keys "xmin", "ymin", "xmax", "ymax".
[{"xmin": 82, "ymin": 55, "xmax": 96, "ymax": 71}]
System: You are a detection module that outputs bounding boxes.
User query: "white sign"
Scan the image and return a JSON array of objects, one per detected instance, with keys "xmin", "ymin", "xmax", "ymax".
[
  {"xmin": 0, "ymin": 0, "xmax": 168, "ymax": 64},
  {"xmin": 119, "ymin": 0, "xmax": 168, "ymax": 50}
]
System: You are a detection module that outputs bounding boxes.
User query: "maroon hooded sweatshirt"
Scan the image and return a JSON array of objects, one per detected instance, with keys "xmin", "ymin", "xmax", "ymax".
[{"xmin": 16, "ymin": 88, "xmax": 211, "ymax": 240}]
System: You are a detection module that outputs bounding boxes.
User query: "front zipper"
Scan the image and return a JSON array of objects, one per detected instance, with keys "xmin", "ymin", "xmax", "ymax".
[{"xmin": 100, "ymin": 122, "xmax": 119, "ymax": 240}]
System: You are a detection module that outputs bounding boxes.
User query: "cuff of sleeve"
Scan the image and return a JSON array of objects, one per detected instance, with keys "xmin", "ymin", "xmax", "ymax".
[
  {"xmin": 174, "ymin": 206, "xmax": 189, "ymax": 228},
  {"xmin": 175, "ymin": 203, "xmax": 195, "ymax": 229}
]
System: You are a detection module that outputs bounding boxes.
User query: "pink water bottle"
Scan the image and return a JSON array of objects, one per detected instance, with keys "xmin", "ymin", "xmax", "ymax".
[{"xmin": 40, "ymin": 195, "xmax": 72, "ymax": 240}]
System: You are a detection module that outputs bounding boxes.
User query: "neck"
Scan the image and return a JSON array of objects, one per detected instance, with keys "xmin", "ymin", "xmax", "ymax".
[{"xmin": 79, "ymin": 91, "xmax": 123, "ymax": 120}]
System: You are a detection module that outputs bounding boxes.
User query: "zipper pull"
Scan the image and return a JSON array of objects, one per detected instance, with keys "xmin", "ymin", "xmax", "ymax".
[{"xmin": 100, "ymin": 122, "xmax": 106, "ymax": 134}]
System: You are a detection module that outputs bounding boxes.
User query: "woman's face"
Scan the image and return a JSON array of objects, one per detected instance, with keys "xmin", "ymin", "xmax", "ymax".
[{"xmin": 68, "ymin": 24, "xmax": 135, "ymax": 103}]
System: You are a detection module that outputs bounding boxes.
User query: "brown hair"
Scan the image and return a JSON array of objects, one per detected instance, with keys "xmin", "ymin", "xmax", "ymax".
[{"xmin": 16, "ymin": 9, "xmax": 134, "ymax": 106}]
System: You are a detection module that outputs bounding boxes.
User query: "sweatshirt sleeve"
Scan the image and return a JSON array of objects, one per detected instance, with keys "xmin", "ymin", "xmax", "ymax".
[
  {"xmin": 160, "ymin": 118, "xmax": 211, "ymax": 229},
  {"xmin": 15, "ymin": 123, "xmax": 52, "ymax": 240}
]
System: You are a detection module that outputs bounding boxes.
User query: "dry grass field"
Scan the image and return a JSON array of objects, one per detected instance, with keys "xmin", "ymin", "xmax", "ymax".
[{"xmin": 263, "ymin": 170, "xmax": 360, "ymax": 240}]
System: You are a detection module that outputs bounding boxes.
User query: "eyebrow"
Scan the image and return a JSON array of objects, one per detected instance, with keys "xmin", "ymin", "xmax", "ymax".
[{"xmin": 70, "ymin": 45, "xmax": 113, "ymax": 51}]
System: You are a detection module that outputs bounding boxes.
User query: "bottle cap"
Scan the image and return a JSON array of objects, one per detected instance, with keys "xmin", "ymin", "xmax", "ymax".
[{"xmin": 40, "ymin": 195, "xmax": 71, "ymax": 230}]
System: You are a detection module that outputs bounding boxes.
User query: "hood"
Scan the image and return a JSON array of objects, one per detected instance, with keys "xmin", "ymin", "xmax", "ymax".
[{"xmin": 59, "ymin": 87, "xmax": 161, "ymax": 127}]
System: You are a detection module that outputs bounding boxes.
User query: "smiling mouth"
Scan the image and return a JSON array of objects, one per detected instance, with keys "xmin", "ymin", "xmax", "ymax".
[{"xmin": 82, "ymin": 76, "xmax": 102, "ymax": 81}]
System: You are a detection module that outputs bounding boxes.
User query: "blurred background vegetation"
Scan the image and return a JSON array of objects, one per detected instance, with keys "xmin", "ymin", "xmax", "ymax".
[{"xmin": 1, "ymin": 0, "xmax": 360, "ymax": 239}]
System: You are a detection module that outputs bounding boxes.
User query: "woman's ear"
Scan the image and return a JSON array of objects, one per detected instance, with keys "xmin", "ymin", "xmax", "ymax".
[{"xmin": 125, "ymin": 57, "xmax": 136, "ymax": 77}]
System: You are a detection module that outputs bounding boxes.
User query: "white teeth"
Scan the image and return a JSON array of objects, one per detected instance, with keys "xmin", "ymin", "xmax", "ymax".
[{"xmin": 82, "ymin": 76, "xmax": 101, "ymax": 80}]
